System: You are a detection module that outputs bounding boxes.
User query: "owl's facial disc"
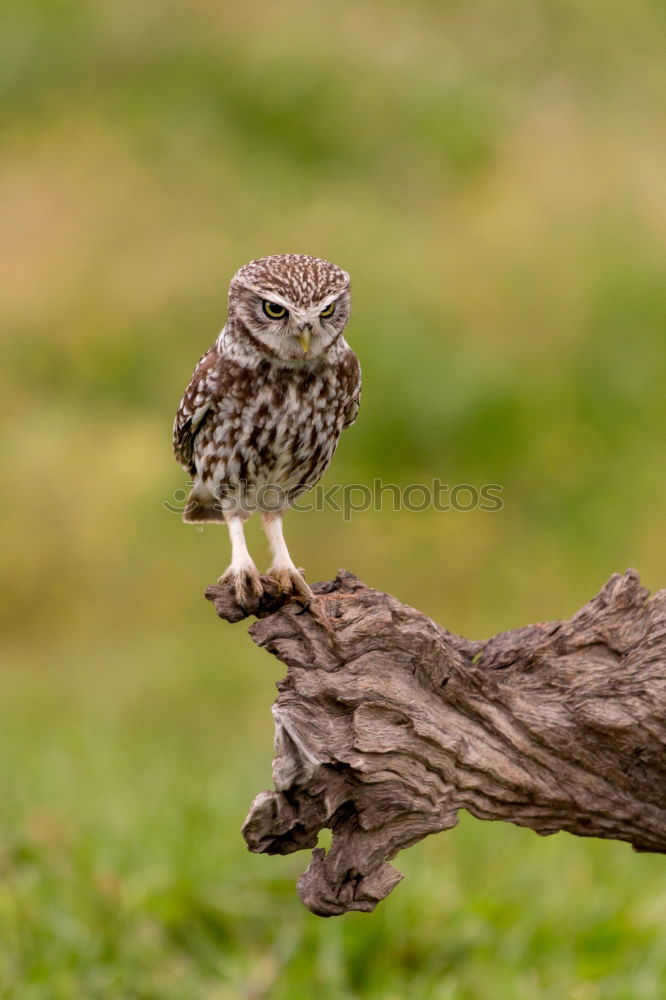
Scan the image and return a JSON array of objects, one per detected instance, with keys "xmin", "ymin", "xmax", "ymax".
[{"xmin": 231, "ymin": 280, "xmax": 350, "ymax": 363}]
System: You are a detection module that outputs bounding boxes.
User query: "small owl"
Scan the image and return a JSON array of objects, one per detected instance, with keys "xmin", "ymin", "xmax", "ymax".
[{"xmin": 173, "ymin": 254, "xmax": 361, "ymax": 607}]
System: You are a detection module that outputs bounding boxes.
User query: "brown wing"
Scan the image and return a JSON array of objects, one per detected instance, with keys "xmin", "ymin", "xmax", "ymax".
[
  {"xmin": 173, "ymin": 345, "xmax": 220, "ymax": 475},
  {"xmin": 341, "ymin": 349, "xmax": 362, "ymax": 430}
]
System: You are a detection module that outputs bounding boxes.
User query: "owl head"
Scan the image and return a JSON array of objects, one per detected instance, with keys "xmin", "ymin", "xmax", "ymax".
[{"xmin": 226, "ymin": 254, "xmax": 351, "ymax": 363}]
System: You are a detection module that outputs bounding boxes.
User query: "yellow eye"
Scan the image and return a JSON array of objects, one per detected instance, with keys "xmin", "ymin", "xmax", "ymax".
[
  {"xmin": 320, "ymin": 301, "xmax": 336, "ymax": 318},
  {"xmin": 262, "ymin": 300, "xmax": 288, "ymax": 320}
]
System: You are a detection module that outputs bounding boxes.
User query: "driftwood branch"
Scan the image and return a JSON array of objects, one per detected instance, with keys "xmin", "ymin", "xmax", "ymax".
[{"xmin": 206, "ymin": 569, "xmax": 666, "ymax": 916}]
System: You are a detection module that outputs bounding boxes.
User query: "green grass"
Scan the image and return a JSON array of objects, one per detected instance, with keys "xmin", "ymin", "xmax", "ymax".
[
  {"xmin": 1, "ymin": 0, "xmax": 665, "ymax": 996},
  {"xmin": 2, "ymin": 554, "xmax": 664, "ymax": 1000},
  {"xmin": 2, "ymin": 627, "xmax": 665, "ymax": 1000}
]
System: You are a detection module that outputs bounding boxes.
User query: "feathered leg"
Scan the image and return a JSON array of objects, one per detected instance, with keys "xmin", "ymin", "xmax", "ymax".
[
  {"xmin": 218, "ymin": 513, "xmax": 263, "ymax": 607},
  {"xmin": 261, "ymin": 511, "xmax": 312, "ymax": 605}
]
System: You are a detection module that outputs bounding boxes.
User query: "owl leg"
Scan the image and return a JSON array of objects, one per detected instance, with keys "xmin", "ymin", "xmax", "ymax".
[
  {"xmin": 261, "ymin": 511, "xmax": 313, "ymax": 605},
  {"xmin": 218, "ymin": 513, "xmax": 263, "ymax": 608}
]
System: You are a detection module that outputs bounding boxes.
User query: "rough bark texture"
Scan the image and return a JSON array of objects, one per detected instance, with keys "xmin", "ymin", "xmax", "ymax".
[{"xmin": 206, "ymin": 569, "xmax": 666, "ymax": 917}]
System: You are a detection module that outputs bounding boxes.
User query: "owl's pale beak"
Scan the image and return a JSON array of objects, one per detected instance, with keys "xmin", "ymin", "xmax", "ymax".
[{"xmin": 297, "ymin": 326, "xmax": 312, "ymax": 354}]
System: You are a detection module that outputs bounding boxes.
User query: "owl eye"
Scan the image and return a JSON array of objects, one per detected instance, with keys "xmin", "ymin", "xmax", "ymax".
[
  {"xmin": 262, "ymin": 300, "xmax": 288, "ymax": 320},
  {"xmin": 320, "ymin": 301, "xmax": 336, "ymax": 318}
]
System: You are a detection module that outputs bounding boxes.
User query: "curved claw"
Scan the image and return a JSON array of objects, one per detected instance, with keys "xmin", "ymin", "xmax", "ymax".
[
  {"xmin": 267, "ymin": 566, "xmax": 313, "ymax": 607},
  {"xmin": 218, "ymin": 565, "xmax": 264, "ymax": 609}
]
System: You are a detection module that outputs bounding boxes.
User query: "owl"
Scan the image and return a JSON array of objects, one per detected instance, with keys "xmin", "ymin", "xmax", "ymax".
[{"xmin": 173, "ymin": 254, "xmax": 361, "ymax": 608}]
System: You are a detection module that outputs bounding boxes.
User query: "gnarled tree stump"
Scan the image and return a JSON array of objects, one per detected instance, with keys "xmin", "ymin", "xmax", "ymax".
[{"xmin": 206, "ymin": 569, "xmax": 666, "ymax": 916}]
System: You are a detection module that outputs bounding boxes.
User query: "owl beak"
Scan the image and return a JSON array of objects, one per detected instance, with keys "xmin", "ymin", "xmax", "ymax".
[{"xmin": 297, "ymin": 326, "xmax": 312, "ymax": 354}]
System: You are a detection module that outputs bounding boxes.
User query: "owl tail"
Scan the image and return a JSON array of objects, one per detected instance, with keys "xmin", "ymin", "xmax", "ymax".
[{"xmin": 182, "ymin": 481, "xmax": 227, "ymax": 524}]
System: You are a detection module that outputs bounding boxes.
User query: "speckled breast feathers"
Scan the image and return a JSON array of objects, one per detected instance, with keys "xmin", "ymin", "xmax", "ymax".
[{"xmin": 173, "ymin": 254, "xmax": 361, "ymax": 523}]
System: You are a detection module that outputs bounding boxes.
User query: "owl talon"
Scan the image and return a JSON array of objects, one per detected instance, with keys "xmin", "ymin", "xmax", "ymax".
[
  {"xmin": 267, "ymin": 567, "xmax": 313, "ymax": 606},
  {"xmin": 218, "ymin": 565, "xmax": 264, "ymax": 610}
]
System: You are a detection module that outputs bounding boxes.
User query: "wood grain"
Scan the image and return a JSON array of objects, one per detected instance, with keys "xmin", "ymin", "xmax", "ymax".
[{"xmin": 206, "ymin": 569, "xmax": 666, "ymax": 916}]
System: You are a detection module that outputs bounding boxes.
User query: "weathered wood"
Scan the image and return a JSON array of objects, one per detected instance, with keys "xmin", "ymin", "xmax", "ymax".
[{"xmin": 206, "ymin": 569, "xmax": 666, "ymax": 916}]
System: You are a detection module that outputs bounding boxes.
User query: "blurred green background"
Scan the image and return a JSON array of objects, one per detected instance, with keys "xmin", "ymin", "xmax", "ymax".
[{"xmin": 1, "ymin": 1, "xmax": 665, "ymax": 997}]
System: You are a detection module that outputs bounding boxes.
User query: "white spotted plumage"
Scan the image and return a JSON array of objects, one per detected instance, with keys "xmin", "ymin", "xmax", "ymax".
[{"xmin": 173, "ymin": 254, "xmax": 361, "ymax": 607}]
